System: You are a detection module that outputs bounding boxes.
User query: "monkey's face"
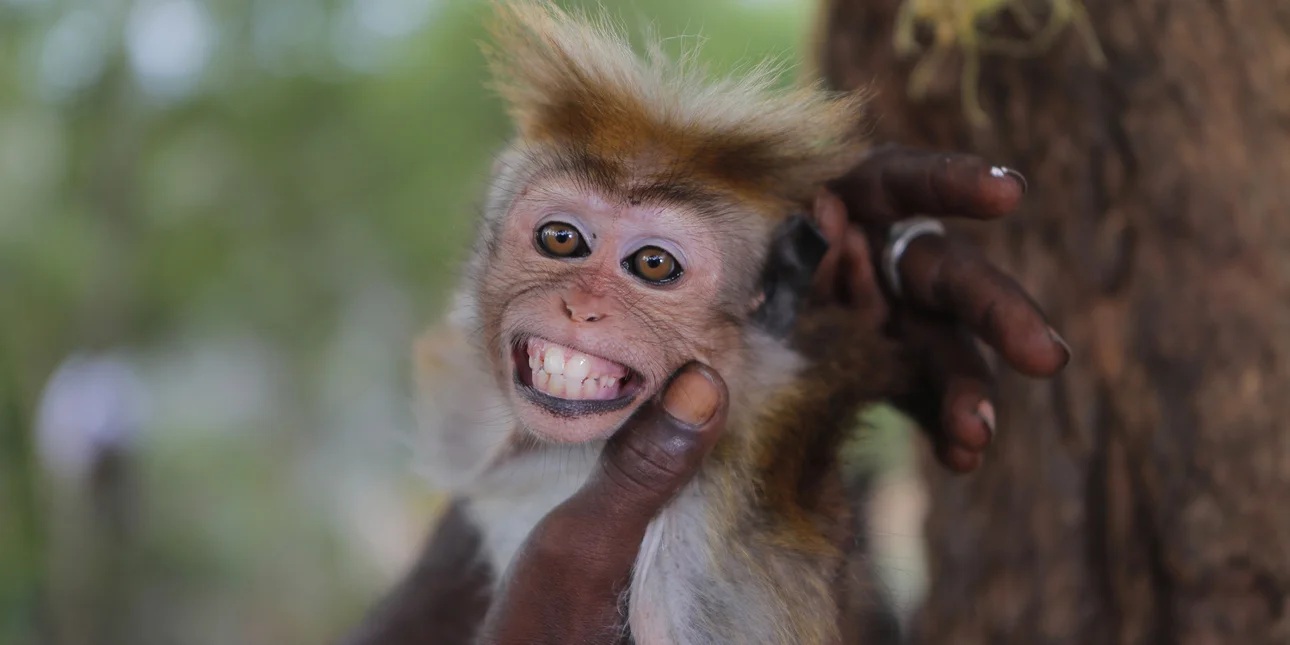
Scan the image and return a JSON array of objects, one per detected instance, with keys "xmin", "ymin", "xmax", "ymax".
[{"xmin": 477, "ymin": 178, "xmax": 755, "ymax": 444}]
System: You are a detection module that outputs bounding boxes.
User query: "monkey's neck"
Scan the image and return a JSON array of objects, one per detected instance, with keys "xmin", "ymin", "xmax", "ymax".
[{"xmin": 714, "ymin": 312, "xmax": 898, "ymax": 507}]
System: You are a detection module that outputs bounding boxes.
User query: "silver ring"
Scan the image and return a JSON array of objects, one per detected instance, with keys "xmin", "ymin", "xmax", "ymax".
[{"xmin": 881, "ymin": 216, "xmax": 946, "ymax": 299}]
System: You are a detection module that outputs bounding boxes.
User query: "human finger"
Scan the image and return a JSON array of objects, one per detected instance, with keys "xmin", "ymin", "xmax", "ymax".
[
  {"xmin": 893, "ymin": 312, "xmax": 997, "ymax": 474},
  {"xmin": 897, "ymin": 235, "xmax": 1071, "ymax": 377},
  {"xmin": 576, "ymin": 363, "xmax": 728, "ymax": 524},
  {"xmin": 809, "ymin": 189, "xmax": 849, "ymax": 302},
  {"xmin": 831, "ymin": 145, "xmax": 1027, "ymax": 225}
]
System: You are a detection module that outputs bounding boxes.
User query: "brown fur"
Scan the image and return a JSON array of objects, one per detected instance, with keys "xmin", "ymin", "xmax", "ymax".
[
  {"xmin": 483, "ymin": 1, "xmax": 871, "ymax": 211},
  {"xmin": 678, "ymin": 308, "xmax": 904, "ymax": 644},
  {"xmin": 408, "ymin": 4, "xmax": 905, "ymax": 643}
]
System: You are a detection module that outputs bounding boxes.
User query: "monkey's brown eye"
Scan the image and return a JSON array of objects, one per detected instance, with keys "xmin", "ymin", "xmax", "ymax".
[
  {"xmin": 535, "ymin": 222, "xmax": 589, "ymax": 258},
  {"xmin": 625, "ymin": 246, "xmax": 682, "ymax": 285}
]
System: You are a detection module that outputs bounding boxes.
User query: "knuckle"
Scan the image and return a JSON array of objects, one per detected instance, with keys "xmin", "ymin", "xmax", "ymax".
[{"xmin": 602, "ymin": 432, "xmax": 692, "ymax": 499}]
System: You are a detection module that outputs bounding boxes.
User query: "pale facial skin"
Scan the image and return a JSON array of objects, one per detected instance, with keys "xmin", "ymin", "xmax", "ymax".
[{"xmin": 477, "ymin": 178, "xmax": 743, "ymax": 444}]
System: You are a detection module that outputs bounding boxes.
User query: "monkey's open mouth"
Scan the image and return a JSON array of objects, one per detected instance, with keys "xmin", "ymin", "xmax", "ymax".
[{"xmin": 512, "ymin": 337, "xmax": 641, "ymax": 415}]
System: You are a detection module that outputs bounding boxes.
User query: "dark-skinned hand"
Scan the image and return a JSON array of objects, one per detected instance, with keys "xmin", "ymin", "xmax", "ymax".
[
  {"xmin": 811, "ymin": 144, "xmax": 1071, "ymax": 473},
  {"xmin": 476, "ymin": 363, "xmax": 729, "ymax": 645}
]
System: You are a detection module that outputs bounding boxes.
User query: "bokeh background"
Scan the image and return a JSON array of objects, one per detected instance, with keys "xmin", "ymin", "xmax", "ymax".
[{"xmin": 0, "ymin": 1, "xmax": 925, "ymax": 643}]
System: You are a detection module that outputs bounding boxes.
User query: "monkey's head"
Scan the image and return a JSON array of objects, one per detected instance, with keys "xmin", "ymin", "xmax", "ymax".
[{"xmin": 469, "ymin": 2, "xmax": 868, "ymax": 444}]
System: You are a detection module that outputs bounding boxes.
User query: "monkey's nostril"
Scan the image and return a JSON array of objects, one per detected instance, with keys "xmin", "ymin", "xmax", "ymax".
[{"xmin": 565, "ymin": 303, "xmax": 605, "ymax": 323}]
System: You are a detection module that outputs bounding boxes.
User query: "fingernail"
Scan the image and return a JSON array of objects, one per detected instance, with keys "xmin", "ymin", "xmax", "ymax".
[
  {"xmin": 975, "ymin": 400, "xmax": 996, "ymax": 439},
  {"xmin": 991, "ymin": 166, "xmax": 1028, "ymax": 194},
  {"xmin": 1048, "ymin": 326, "xmax": 1072, "ymax": 366},
  {"xmin": 663, "ymin": 369, "xmax": 720, "ymax": 426}
]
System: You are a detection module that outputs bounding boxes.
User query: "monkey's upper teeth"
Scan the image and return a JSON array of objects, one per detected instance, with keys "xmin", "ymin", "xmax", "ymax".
[
  {"xmin": 525, "ymin": 338, "xmax": 629, "ymax": 401},
  {"xmin": 566, "ymin": 354, "xmax": 591, "ymax": 380},
  {"xmin": 544, "ymin": 346, "xmax": 565, "ymax": 374}
]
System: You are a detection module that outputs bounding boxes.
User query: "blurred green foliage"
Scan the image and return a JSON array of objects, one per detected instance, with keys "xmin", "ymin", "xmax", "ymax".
[{"xmin": 0, "ymin": 1, "xmax": 830, "ymax": 643}]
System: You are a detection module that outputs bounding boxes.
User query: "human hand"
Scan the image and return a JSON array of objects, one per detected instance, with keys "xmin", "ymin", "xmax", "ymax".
[
  {"xmin": 812, "ymin": 144, "xmax": 1071, "ymax": 473},
  {"xmin": 476, "ymin": 363, "xmax": 728, "ymax": 645}
]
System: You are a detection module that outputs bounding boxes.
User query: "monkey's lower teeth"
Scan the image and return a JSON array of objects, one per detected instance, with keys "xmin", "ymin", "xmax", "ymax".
[{"xmin": 530, "ymin": 367, "xmax": 624, "ymax": 400}]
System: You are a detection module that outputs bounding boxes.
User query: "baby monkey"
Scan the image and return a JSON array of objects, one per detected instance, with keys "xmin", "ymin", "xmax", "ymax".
[{"xmin": 409, "ymin": 3, "xmax": 902, "ymax": 643}]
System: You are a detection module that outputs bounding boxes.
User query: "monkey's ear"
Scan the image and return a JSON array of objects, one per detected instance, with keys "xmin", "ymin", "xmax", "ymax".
[{"xmin": 751, "ymin": 215, "xmax": 829, "ymax": 338}]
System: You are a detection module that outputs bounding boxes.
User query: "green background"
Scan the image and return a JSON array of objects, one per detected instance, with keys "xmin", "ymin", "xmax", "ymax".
[{"xmin": 0, "ymin": 1, "xmax": 920, "ymax": 643}]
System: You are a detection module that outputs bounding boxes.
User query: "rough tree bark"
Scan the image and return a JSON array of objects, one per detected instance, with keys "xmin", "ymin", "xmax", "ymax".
[{"xmin": 820, "ymin": 1, "xmax": 1290, "ymax": 643}]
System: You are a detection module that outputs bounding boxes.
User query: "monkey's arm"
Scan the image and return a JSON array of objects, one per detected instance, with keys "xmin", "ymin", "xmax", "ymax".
[{"xmin": 340, "ymin": 501, "xmax": 493, "ymax": 645}]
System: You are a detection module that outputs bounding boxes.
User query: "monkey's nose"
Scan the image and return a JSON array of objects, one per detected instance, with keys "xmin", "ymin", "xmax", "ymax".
[
  {"xmin": 566, "ymin": 303, "xmax": 606, "ymax": 323},
  {"xmin": 562, "ymin": 289, "xmax": 610, "ymax": 323}
]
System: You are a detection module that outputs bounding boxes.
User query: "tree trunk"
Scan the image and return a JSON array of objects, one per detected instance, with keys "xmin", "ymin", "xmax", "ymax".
[{"xmin": 820, "ymin": 1, "xmax": 1290, "ymax": 642}]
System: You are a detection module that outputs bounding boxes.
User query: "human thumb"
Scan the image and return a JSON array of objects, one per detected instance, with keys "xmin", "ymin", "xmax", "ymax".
[{"xmin": 577, "ymin": 362, "xmax": 728, "ymax": 520}]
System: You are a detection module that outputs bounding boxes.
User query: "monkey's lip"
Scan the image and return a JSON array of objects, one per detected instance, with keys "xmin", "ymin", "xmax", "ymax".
[{"xmin": 511, "ymin": 337, "xmax": 642, "ymax": 416}]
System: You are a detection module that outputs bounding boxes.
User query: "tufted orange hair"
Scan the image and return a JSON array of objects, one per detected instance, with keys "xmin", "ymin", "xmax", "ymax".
[{"xmin": 482, "ymin": 1, "xmax": 871, "ymax": 213}]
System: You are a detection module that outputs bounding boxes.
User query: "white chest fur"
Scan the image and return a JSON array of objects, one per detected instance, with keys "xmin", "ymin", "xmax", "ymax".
[
  {"xmin": 628, "ymin": 482, "xmax": 712, "ymax": 645},
  {"xmin": 464, "ymin": 444, "xmax": 600, "ymax": 571}
]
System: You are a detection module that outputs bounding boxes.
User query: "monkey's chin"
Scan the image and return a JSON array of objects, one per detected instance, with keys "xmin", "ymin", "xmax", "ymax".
[{"xmin": 511, "ymin": 381, "xmax": 644, "ymax": 443}]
